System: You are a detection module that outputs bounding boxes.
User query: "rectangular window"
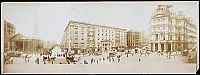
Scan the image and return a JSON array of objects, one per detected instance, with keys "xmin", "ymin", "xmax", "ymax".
[
  {"xmin": 74, "ymin": 43, "xmax": 78, "ymax": 47},
  {"xmin": 93, "ymin": 43, "xmax": 95, "ymax": 46},
  {"xmin": 75, "ymin": 31, "xmax": 78, "ymax": 34},
  {"xmin": 155, "ymin": 34, "xmax": 158, "ymax": 41},
  {"xmin": 81, "ymin": 27, "xmax": 84, "ymax": 30},
  {"xmin": 81, "ymin": 37, "xmax": 84, "ymax": 40},
  {"xmin": 81, "ymin": 43, "xmax": 84, "ymax": 47},
  {"xmin": 75, "ymin": 26, "xmax": 78, "ymax": 29},
  {"xmin": 75, "ymin": 36, "xmax": 78, "ymax": 40},
  {"xmin": 87, "ymin": 43, "xmax": 90, "ymax": 47}
]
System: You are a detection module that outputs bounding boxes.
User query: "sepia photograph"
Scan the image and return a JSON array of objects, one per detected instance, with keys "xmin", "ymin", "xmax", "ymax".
[{"xmin": 1, "ymin": 1, "xmax": 199, "ymax": 74}]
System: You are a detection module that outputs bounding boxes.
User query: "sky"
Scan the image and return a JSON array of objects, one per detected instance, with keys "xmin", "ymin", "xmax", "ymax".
[{"xmin": 2, "ymin": 2, "xmax": 199, "ymax": 44}]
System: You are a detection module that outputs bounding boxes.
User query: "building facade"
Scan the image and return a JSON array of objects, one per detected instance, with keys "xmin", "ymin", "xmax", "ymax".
[
  {"xmin": 149, "ymin": 5, "xmax": 197, "ymax": 52},
  {"xmin": 4, "ymin": 20, "xmax": 16, "ymax": 52},
  {"xmin": 9, "ymin": 33, "xmax": 44, "ymax": 52},
  {"xmin": 61, "ymin": 20, "xmax": 127, "ymax": 54},
  {"xmin": 126, "ymin": 30, "xmax": 141, "ymax": 49}
]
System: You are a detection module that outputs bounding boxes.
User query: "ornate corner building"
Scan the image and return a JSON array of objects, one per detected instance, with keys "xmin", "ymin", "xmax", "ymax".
[
  {"xmin": 61, "ymin": 20, "xmax": 127, "ymax": 54},
  {"xmin": 149, "ymin": 5, "xmax": 197, "ymax": 52}
]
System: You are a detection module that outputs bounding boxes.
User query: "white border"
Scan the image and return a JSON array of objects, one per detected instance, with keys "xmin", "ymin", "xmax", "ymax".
[{"xmin": 1, "ymin": 1, "xmax": 199, "ymax": 74}]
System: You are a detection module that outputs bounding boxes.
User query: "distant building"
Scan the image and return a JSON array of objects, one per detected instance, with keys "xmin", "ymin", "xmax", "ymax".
[
  {"xmin": 9, "ymin": 33, "xmax": 44, "ymax": 52},
  {"xmin": 4, "ymin": 20, "xmax": 16, "ymax": 52},
  {"xmin": 126, "ymin": 30, "xmax": 141, "ymax": 48},
  {"xmin": 149, "ymin": 5, "xmax": 197, "ymax": 52},
  {"xmin": 61, "ymin": 20, "xmax": 127, "ymax": 54}
]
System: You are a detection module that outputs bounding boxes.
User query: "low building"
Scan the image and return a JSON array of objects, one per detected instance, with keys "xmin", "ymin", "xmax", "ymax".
[{"xmin": 9, "ymin": 33, "xmax": 44, "ymax": 52}]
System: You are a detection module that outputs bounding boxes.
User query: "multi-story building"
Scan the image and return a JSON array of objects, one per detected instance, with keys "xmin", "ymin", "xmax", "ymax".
[
  {"xmin": 149, "ymin": 5, "xmax": 197, "ymax": 52},
  {"xmin": 141, "ymin": 31, "xmax": 149, "ymax": 47},
  {"xmin": 126, "ymin": 30, "xmax": 141, "ymax": 49},
  {"xmin": 4, "ymin": 20, "xmax": 16, "ymax": 52},
  {"xmin": 61, "ymin": 20, "xmax": 127, "ymax": 54}
]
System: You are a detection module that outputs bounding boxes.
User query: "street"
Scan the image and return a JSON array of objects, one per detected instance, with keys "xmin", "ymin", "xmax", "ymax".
[
  {"xmin": 3, "ymin": 52, "xmax": 197, "ymax": 73},
  {"xmin": 3, "ymin": 62, "xmax": 196, "ymax": 73}
]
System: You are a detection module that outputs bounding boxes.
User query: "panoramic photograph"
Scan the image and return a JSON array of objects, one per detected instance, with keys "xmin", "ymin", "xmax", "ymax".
[{"xmin": 1, "ymin": 1, "xmax": 199, "ymax": 74}]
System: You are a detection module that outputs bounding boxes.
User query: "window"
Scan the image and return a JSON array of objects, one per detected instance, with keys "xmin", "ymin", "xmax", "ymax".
[
  {"xmin": 81, "ymin": 27, "xmax": 84, "ymax": 30},
  {"xmin": 98, "ymin": 34, "xmax": 100, "ymax": 36},
  {"xmin": 87, "ymin": 43, "xmax": 90, "ymax": 47},
  {"xmin": 81, "ymin": 43, "xmax": 84, "ymax": 47},
  {"xmin": 93, "ymin": 43, "xmax": 95, "ymax": 46},
  {"xmin": 75, "ymin": 31, "xmax": 78, "ymax": 34},
  {"xmin": 163, "ymin": 35, "xmax": 165, "ymax": 40},
  {"xmin": 75, "ymin": 26, "xmax": 78, "ymax": 29},
  {"xmin": 74, "ymin": 43, "xmax": 78, "ymax": 47},
  {"xmin": 75, "ymin": 36, "xmax": 78, "ymax": 40},
  {"xmin": 155, "ymin": 34, "xmax": 158, "ymax": 41},
  {"xmin": 178, "ymin": 36, "xmax": 181, "ymax": 40},
  {"xmin": 98, "ymin": 38, "xmax": 100, "ymax": 40},
  {"xmin": 81, "ymin": 37, "xmax": 84, "ymax": 40}
]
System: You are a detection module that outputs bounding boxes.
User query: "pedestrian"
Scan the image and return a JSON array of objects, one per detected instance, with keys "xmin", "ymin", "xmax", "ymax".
[
  {"xmin": 10, "ymin": 57, "xmax": 14, "ymax": 64},
  {"xmin": 112, "ymin": 57, "xmax": 114, "ymax": 62},
  {"xmin": 127, "ymin": 54, "xmax": 128, "ymax": 57},
  {"xmin": 36, "ymin": 57, "xmax": 39, "ymax": 64},
  {"xmin": 103, "ymin": 57, "xmax": 105, "ymax": 61},
  {"xmin": 117, "ymin": 56, "xmax": 120, "ymax": 62},
  {"xmin": 91, "ymin": 58, "xmax": 93, "ymax": 64},
  {"xmin": 139, "ymin": 58, "xmax": 141, "ymax": 62},
  {"xmin": 28, "ymin": 59, "xmax": 29, "ymax": 62},
  {"xmin": 48, "ymin": 55, "xmax": 50, "ymax": 62},
  {"xmin": 25, "ymin": 54, "xmax": 28, "ymax": 62},
  {"xmin": 174, "ymin": 55, "xmax": 175, "ymax": 59},
  {"xmin": 52, "ymin": 60, "xmax": 53, "ymax": 64},
  {"xmin": 97, "ymin": 60, "xmax": 98, "ymax": 64}
]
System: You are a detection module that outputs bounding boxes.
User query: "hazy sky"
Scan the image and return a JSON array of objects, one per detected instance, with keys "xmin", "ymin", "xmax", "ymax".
[{"xmin": 2, "ymin": 2, "xmax": 199, "ymax": 43}]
